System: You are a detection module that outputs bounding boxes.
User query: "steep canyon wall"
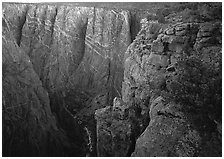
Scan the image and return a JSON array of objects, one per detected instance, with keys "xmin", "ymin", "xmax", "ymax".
[
  {"xmin": 2, "ymin": 2, "xmax": 221, "ymax": 157},
  {"xmin": 2, "ymin": 3, "xmax": 144, "ymax": 156}
]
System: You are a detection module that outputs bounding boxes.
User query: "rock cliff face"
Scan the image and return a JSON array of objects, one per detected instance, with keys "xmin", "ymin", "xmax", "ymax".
[
  {"xmin": 2, "ymin": 2, "xmax": 139, "ymax": 157},
  {"xmin": 3, "ymin": 3, "xmax": 132, "ymax": 104},
  {"xmin": 2, "ymin": 2, "xmax": 222, "ymax": 157},
  {"xmin": 95, "ymin": 3, "xmax": 222, "ymax": 157},
  {"xmin": 2, "ymin": 15, "xmax": 81, "ymax": 156},
  {"xmin": 129, "ymin": 7, "xmax": 222, "ymax": 156}
]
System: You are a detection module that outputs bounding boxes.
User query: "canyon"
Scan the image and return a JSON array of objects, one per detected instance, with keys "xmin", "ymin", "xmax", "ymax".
[{"xmin": 2, "ymin": 2, "xmax": 222, "ymax": 157}]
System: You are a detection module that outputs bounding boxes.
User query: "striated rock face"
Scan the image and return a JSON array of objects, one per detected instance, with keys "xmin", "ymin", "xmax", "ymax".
[
  {"xmin": 3, "ymin": 3, "xmax": 132, "ymax": 107},
  {"xmin": 3, "ymin": 3, "xmax": 89, "ymax": 92},
  {"xmin": 74, "ymin": 7, "xmax": 131, "ymax": 106},
  {"xmin": 70, "ymin": 7, "xmax": 132, "ymax": 156},
  {"xmin": 3, "ymin": 2, "xmax": 222, "ymax": 157},
  {"xmin": 2, "ymin": 3, "xmax": 135, "ymax": 156},
  {"xmin": 2, "ymin": 16, "xmax": 82, "ymax": 156},
  {"xmin": 21, "ymin": 5, "xmax": 88, "ymax": 92},
  {"xmin": 2, "ymin": 3, "xmax": 133, "ymax": 156}
]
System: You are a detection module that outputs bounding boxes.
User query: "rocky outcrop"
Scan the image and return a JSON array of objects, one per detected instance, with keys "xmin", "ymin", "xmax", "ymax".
[
  {"xmin": 132, "ymin": 96, "xmax": 221, "ymax": 157},
  {"xmin": 132, "ymin": 97, "xmax": 202, "ymax": 157},
  {"xmin": 95, "ymin": 97, "xmax": 131, "ymax": 156},
  {"xmin": 95, "ymin": 3, "xmax": 221, "ymax": 156},
  {"xmin": 132, "ymin": 97, "xmax": 201, "ymax": 156},
  {"xmin": 3, "ymin": 2, "xmax": 221, "ymax": 157},
  {"xmin": 127, "ymin": 13, "xmax": 221, "ymax": 157},
  {"xmin": 122, "ymin": 21, "xmax": 200, "ymax": 105}
]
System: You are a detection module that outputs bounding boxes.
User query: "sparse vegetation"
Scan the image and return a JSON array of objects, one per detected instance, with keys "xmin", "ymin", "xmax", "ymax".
[{"xmin": 165, "ymin": 50, "xmax": 221, "ymax": 122}]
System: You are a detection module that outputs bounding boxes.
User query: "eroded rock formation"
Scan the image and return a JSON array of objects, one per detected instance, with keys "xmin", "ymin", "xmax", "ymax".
[
  {"xmin": 2, "ymin": 2, "xmax": 137, "ymax": 157},
  {"xmin": 130, "ymin": 11, "xmax": 221, "ymax": 158},
  {"xmin": 2, "ymin": 2, "xmax": 222, "ymax": 157},
  {"xmin": 2, "ymin": 16, "xmax": 81, "ymax": 156},
  {"xmin": 95, "ymin": 3, "xmax": 222, "ymax": 157},
  {"xmin": 95, "ymin": 97, "xmax": 131, "ymax": 156}
]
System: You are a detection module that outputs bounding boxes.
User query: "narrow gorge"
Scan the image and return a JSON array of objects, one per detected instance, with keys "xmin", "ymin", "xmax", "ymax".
[{"xmin": 2, "ymin": 2, "xmax": 222, "ymax": 157}]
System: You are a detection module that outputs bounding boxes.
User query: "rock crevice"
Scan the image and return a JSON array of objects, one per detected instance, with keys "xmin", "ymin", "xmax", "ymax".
[{"xmin": 2, "ymin": 2, "xmax": 222, "ymax": 157}]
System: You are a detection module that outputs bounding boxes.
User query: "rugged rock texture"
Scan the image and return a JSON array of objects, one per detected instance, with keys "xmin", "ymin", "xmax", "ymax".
[
  {"xmin": 95, "ymin": 97, "xmax": 131, "ymax": 156},
  {"xmin": 122, "ymin": 21, "xmax": 201, "ymax": 105},
  {"xmin": 3, "ymin": 3, "xmax": 89, "ymax": 93},
  {"xmin": 132, "ymin": 97, "xmax": 201, "ymax": 156},
  {"xmin": 3, "ymin": 3, "xmax": 133, "ymax": 107},
  {"xmin": 3, "ymin": 2, "xmax": 222, "ymax": 157},
  {"xmin": 132, "ymin": 96, "xmax": 221, "ymax": 157},
  {"xmin": 2, "ymin": 3, "xmax": 135, "ymax": 156},
  {"xmin": 128, "ymin": 7, "xmax": 222, "ymax": 157},
  {"xmin": 2, "ymin": 16, "xmax": 82, "ymax": 156},
  {"xmin": 74, "ymin": 7, "xmax": 131, "ymax": 107},
  {"xmin": 95, "ymin": 3, "xmax": 221, "ymax": 157}
]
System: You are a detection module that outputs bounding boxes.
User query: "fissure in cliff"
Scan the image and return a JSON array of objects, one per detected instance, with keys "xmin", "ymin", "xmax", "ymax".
[
  {"xmin": 2, "ymin": 3, "xmax": 142, "ymax": 157},
  {"xmin": 3, "ymin": 2, "xmax": 221, "ymax": 157}
]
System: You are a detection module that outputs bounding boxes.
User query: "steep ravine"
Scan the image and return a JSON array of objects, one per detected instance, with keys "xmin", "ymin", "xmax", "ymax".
[
  {"xmin": 2, "ymin": 3, "xmax": 147, "ymax": 156},
  {"xmin": 2, "ymin": 2, "xmax": 221, "ymax": 157}
]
